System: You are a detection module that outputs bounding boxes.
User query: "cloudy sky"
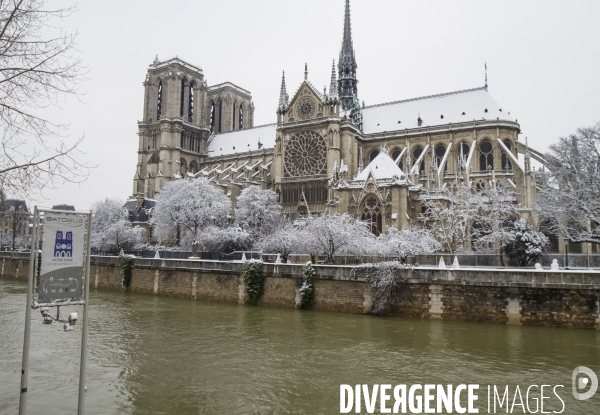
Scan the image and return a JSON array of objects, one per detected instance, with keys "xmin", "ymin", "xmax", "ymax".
[{"xmin": 32, "ymin": 0, "xmax": 600, "ymax": 210}]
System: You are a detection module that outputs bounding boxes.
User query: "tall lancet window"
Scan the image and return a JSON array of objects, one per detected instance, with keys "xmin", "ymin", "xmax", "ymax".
[
  {"xmin": 210, "ymin": 103, "xmax": 215, "ymax": 134},
  {"xmin": 501, "ymin": 140, "xmax": 512, "ymax": 170},
  {"xmin": 413, "ymin": 146, "xmax": 425, "ymax": 175},
  {"xmin": 188, "ymin": 83, "xmax": 194, "ymax": 123},
  {"xmin": 156, "ymin": 81, "xmax": 162, "ymax": 120},
  {"xmin": 218, "ymin": 101, "xmax": 222, "ymax": 132},
  {"xmin": 180, "ymin": 79, "xmax": 187, "ymax": 117},
  {"xmin": 232, "ymin": 104, "xmax": 236, "ymax": 130},
  {"xmin": 239, "ymin": 104, "xmax": 243, "ymax": 130}
]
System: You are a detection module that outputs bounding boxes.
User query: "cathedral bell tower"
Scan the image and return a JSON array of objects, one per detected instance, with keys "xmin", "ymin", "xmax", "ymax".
[
  {"xmin": 134, "ymin": 57, "xmax": 209, "ymax": 199},
  {"xmin": 338, "ymin": 0, "xmax": 358, "ymax": 112}
]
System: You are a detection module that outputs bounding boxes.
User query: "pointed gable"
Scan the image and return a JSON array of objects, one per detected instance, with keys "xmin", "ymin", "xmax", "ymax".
[
  {"xmin": 356, "ymin": 150, "xmax": 405, "ymax": 181},
  {"xmin": 287, "ymin": 80, "xmax": 326, "ymax": 122}
]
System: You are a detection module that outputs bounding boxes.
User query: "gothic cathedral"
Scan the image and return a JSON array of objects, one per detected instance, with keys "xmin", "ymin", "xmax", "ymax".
[{"xmin": 132, "ymin": 0, "xmax": 543, "ymax": 236}]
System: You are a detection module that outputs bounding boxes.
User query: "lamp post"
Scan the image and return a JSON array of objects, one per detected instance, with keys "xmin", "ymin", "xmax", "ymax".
[{"xmin": 328, "ymin": 237, "xmax": 334, "ymax": 265}]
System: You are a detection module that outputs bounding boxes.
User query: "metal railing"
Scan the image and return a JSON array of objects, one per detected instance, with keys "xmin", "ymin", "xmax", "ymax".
[{"xmin": 3, "ymin": 251, "xmax": 600, "ymax": 269}]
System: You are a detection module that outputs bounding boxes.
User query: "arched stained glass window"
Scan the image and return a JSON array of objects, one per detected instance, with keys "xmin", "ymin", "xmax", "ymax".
[
  {"xmin": 479, "ymin": 140, "xmax": 494, "ymax": 171},
  {"xmin": 391, "ymin": 149, "xmax": 401, "ymax": 162},
  {"xmin": 157, "ymin": 81, "xmax": 162, "ymax": 120},
  {"xmin": 435, "ymin": 144, "xmax": 447, "ymax": 173},
  {"xmin": 210, "ymin": 103, "xmax": 215, "ymax": 134},
  {"xmin": 361, "ymin": 196, "xmax": 382, "ymax": 236},
  {"xmin": 369, "ymin": 150, "xmax": 379, "ymax": 162},
  {"xmin": 239, "ymin": 104, "xmax": 243, "ymax": 130}
]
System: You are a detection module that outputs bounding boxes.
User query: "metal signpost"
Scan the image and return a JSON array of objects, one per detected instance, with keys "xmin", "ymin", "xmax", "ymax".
[{"xmin": 19, "ymin": 207, "xmax": 92, "ymax": 415}]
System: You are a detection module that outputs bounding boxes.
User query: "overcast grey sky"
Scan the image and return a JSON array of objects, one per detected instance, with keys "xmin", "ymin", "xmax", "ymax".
[{"xmin": 34, "ymin": 0, "xmax": 600, "ymax": 211}]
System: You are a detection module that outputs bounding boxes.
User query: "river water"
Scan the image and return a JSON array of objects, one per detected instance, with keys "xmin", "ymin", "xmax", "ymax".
[{"xmin": 1, "ymin": 279, "xmax": 599, "ymax": 414}]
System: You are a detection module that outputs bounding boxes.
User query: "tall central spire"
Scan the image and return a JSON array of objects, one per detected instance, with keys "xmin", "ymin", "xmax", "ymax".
[
  {"xmin": 338, "ymin": 0, "xmax": 358, "ymax": 112},
  {"xmin": 342, "ymin": 0, "xmax": 353, "ymax": 55}
]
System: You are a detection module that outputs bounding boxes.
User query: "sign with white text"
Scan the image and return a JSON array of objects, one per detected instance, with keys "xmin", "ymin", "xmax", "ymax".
[{"xmin": 38, "ymin": 212, "xmax": 86, "ymax": 302}]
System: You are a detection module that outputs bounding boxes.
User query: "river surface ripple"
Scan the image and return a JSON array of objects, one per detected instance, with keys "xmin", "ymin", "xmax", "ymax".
[{"xmin": 1, "ymin": 279, "xmax": 599, "ymax": 414}]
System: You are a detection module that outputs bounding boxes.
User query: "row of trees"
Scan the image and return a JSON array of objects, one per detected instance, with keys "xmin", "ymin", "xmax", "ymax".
[
  {"xmin": 419, "ymin": 182, "xmax": 549, "ymax": 264},
  {"xmin": 89, "ymin": 177, "xmax": 547, "ymax": 266}
]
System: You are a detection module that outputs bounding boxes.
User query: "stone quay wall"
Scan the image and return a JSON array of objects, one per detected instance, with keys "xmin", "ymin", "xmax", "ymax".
[{"xmin": 2, "ymin": 253, "xmax": 599, "ymax": 330}]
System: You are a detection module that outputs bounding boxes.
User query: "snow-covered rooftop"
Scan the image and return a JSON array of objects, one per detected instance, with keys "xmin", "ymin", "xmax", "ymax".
[
  {"xmin": 361, "ymin": 87, "xmax": 515, "ymax": 135},
  {"xmin": 355, "ymin": 150, "xmax": 405, "ymax": 181},
  {"xmin": 207, "ymin": 124, "xmax": 277, "ymax": 157}
]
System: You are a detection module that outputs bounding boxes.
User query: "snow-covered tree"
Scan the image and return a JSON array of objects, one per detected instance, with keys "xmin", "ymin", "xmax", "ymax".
[
  {"xmin": 503, "ymin": 218, "xmax": 548, "ymax": 266},
  {"xmin": 302, "ymin": 213, "xmax": 373, "ymax": 264},
  {"xmin": 151, "ymin": 178, "xmax": 231, "ymax": 248},
  {"xmin": 91, "ymin": 198, "xmax": 144, "ymax": 251},
  {"xmin": 535, "ymin": 121, "xmax": 600, "ymax": 244},
  {"xmin": 470, "ymin": 184, "xmax": 520, "ymax": 254},
  {"xmin": 234, "ymin": 186, "xmax": 281, "ymax": 245},
  {"xmin": 377, "ymin": 225, "xmax": 440, "ymax": 261},
  {"xmin": 420, "ymin": 182, "xmax": 477, "ymax": 253},
  {"xmin": 257, "ymin": 218, "xmax": 302, "ymax": 263}
]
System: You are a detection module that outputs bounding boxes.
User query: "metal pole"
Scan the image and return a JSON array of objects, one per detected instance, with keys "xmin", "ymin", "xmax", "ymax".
[
  {"xmin": 19, "ymin": 207, "xmax": 39, "ymax": 415},
  {"xmin": 77, "ymin": 212, "xmax": 92, "ymax": 415}
]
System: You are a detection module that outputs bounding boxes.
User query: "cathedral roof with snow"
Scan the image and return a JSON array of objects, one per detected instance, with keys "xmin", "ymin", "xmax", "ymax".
[
  {"xmin": 355, "ymin": 150, "xmax": 405, "ymax": 181},
  {"xmin": 207, "ymin": 123, "xmax": 277, "ymax": 157},
  {"xmin": 361, "ymin": 87, "xmax": 514, "ymax": 135}
]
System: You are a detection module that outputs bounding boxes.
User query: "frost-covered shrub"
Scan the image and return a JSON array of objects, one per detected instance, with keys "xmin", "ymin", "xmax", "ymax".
[
  {"xmin": 243, "ymin": 259, "xmax": 264, "ymax": 305},
  {"xmin": 298, "ymin": 261, "xmax": 316, "ymax": 310},
  {"xmin": 257, "ymin": 219, "xmax": 301, "ymax": 263},
  {"xmin": 197, "ymin": 226, "xmax": 251, "ymax": 253},
  {"xmin": 117, "ymin": 254, "xmax": 134, "ymax": 289},
  {"xmin": 503, "ymin": 218, "xmax": 549, "ymax": 266},
  {"xmin": 376, "ymin": 225, "xmax": 440, "ymax": 262},
  {"xmin": 352, "ymin": 261, "xmax": 411, "ymax": 315}
]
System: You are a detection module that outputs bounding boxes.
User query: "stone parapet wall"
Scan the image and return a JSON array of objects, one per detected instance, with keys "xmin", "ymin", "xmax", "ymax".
[{"xmin": 1, "ymin": 254, "xmax": 599, "ymax": 330}]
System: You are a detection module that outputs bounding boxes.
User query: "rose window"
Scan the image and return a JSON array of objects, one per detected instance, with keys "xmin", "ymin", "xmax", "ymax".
[
  {"xmin": 284, "ymin": 130, "xmax": 327, "ymax": 178},
  {"xmin": 296, "ymin": 97, "xmax": 316, "ymax": 120}
]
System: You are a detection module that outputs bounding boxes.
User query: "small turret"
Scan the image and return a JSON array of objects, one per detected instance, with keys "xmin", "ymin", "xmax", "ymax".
[
  {"xmin": 278, "ymin": 71, "xmax": 288, "ymax": 111},
  {"xmin": 329, "ymin": 59, "xmax": 338, "ymax": 98}
]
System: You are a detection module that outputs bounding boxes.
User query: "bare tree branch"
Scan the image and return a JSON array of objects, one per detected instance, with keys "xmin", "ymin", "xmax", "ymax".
[{"xmin": 0, "ymin": 0, "xmax": 90, "ymax": 200}]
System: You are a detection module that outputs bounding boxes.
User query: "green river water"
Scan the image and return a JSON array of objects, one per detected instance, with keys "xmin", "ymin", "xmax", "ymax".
[{"xmin": 1, "ymin": 279, "xmax": 599, "ymax": 414}]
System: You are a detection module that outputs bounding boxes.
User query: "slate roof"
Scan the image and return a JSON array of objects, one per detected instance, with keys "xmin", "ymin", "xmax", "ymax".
[
  {"xmin": 361, "ymin": 87, "xmax": 514, "ymax": 135},
  {"xmin": 355, "ymin": 151, "xmax": 405, "ymax": 181},
  {"xmin": 124, "ymin": 198, "xmax": 156, "ymax": 223},
  {"xmin": 52, "ymin": 204, "xmax": 75, "ymax": 211},
  {"xmin": 2, "ymin": 199, "xmax": 28, "ymax": 212},
  {"xmin": 207, "ymin": 123, "xmax": 277, "ymax": 157}
]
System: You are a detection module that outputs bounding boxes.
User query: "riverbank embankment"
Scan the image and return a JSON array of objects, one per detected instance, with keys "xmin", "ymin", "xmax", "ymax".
[{"xmin": 2, "ymin": 253, "xmax": 599, "ymax": 330}]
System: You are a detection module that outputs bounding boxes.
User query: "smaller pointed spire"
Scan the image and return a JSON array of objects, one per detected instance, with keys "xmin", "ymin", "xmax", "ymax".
[
  {"xmin": 278, "ymin": 71, "xmax": 288, "ymax": 109},
  {"xmin": 304, "ymin": 63, "xmax": 308, "ymax": 80},
  {"xmin": 485, "ymin": 62, "xmax": 488, "ymax": 91},
  {"xmin": 153, "ymin": 54, "xmax": 159, "ymax": 65},
  {"xmin": 329, "ymin": 59, "xmax": 338, "ymax": 98}
]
